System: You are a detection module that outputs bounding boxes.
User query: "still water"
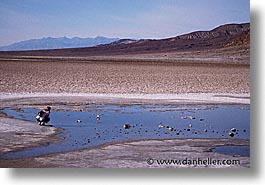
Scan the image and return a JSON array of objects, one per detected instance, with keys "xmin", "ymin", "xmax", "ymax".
[{"xmin": 0, "ymin": 104, "xmax": 250, "ymax": 159}]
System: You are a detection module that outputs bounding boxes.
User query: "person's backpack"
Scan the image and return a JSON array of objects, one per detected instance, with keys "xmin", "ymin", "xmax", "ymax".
[
  {"xmin": 38, "ymin": 110, "xmax": 45, "ymax": 116},
  {"xmin": 36, "ymin": 110, "xmax": 45, "ymax": 120}
]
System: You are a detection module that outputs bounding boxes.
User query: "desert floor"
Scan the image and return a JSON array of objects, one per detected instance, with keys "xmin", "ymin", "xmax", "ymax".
[
  {"xmin": 0, "ymin": 57, "xmax": 250, "ymax": 168},
  {"xmin": 0, "ymin": 59, "xmax": 249, "ymax": 94}
]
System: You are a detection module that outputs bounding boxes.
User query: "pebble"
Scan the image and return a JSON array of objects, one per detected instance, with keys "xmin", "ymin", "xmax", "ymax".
[
  {"xmin": 229, "ymin": 132, "xmax": 235, "ymax": 137},
  {"xmin": 123, "ymin": 124, "xmax": 131, "ymax": 129},
  {"xmin": 181, "ymin": 116, "xmax": 195, "ymax": 120},
  {"xmin": 187, "ymin": 116, "xmax": 195, "ymax": 120}
]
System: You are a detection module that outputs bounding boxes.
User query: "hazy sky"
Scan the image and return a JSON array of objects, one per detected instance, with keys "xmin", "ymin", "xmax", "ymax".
[{"xmin": 0, "ymin": 0, "xmax": 250, "ymax": 46}]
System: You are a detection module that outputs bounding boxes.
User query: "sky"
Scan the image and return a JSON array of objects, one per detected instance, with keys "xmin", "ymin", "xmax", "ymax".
[{"xmin": 0, "ymin": 0, "xmax": 250, "ymax": 46}]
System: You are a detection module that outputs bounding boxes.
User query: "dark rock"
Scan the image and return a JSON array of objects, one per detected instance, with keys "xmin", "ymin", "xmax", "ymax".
[
  {"xmin": 168, "ymin": 127, "xmax": 174, "ymax": 131},
  {"xmin": 123, "ymin": 124, "xmax": 131, "ymax": 129},
  {"xmin": 229, "ymin": 132, "xmax": 235, "ymax": 137}
]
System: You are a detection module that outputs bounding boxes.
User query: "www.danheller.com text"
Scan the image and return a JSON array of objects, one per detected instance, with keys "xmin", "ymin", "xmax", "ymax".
[{"xmin": 146, "ymin": 157, "xmax": 240, "ymax": 166}]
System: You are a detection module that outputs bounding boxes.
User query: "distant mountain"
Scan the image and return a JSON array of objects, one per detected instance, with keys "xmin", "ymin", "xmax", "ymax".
[
  {"xmin": 99, "ymin": 23, "xmax": 250, "ymax": 53},
  {"xmin": 177, "ymin": 23, "xmax": 250, "ymax": 40},
  {"xmin": 94, "ymin": 23, "xmax": 250, "ymax": 54},
  {"xmin": 0, "ymin": 23, "xmax": 250, "ymax": 56},
  {"xmin": 0, "ymin": 36, "xmax": 120, "ymax": 51},
  {"xmin": 108, "ymin": 39, "xmax": 137, "ymax": 45}
]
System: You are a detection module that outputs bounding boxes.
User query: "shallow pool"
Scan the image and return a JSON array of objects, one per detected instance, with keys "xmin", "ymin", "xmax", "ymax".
[
  {"xmin": 213, "ymin": 145, "xmax": 250, "ymax": 157},
  {"xmin": 0, "ymin": 104, "xmax": 250, "ymax": 159}
]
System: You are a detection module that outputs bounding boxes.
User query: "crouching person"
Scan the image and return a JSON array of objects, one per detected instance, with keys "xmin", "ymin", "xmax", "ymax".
[{"xmin": 36, "ymin": 106, "xmax": 51, "ymax": 126}]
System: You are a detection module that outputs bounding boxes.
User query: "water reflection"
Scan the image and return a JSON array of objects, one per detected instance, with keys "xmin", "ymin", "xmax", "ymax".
[{"xmin": 1, "ymin": 104, "xmax": 250, "ymax": 159}]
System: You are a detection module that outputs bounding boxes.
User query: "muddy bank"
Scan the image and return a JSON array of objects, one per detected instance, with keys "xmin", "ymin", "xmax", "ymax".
[
  {"xmin": 0, "ymin": 138, "xmax": 250, "ymax": 168},
  {"xmin": 0, "ymin": 116, "xmax": 60, "ymax": 155}
]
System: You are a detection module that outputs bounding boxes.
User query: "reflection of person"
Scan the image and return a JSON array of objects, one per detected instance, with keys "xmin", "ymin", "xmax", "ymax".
[{"xmin": 36, "ymin": 106, "xmax": 51, "ymax": 126}]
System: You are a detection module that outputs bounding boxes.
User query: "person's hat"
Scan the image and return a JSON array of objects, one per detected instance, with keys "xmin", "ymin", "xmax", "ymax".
[{"xmin": 44, "ymin": 106, "xmax": 51, "ymax": 111}]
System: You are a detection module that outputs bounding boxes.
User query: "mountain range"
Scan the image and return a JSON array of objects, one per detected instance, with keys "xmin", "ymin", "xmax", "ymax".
[
  {"xmin": 0, "ymin": 36, "xmax": 120, "ymax": 51},
  {"xmin": 0, "ymin": 22, "xmax": 249, "ymax": 56},
  {"xmin": 96, "ymin": 23, "xmax": 250, "ymax": 55}
]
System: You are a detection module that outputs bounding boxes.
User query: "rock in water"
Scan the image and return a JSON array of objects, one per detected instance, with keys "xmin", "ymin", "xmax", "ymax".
[
  {"xmin": 123, "ymin": 124, "xmax": 131, "ymax": 129},
  {"xmin": 229, "ymin": 132, "xmax": 235, "ymax": 137}
]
